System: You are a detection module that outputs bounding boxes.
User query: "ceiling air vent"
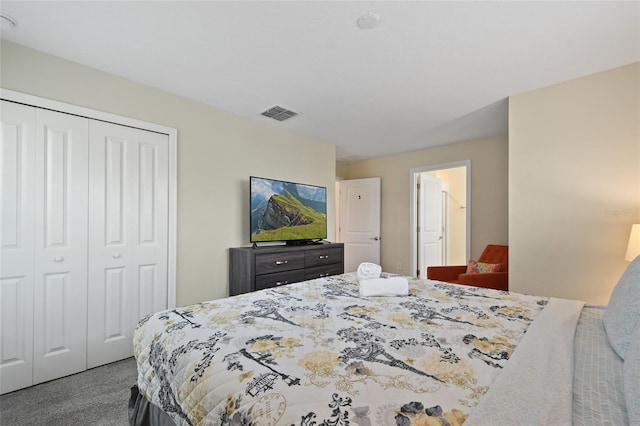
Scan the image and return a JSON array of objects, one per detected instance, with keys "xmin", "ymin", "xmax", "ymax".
[{"xmin": 261, "ymin": 105, "xmax": 298, "ymax": 121}]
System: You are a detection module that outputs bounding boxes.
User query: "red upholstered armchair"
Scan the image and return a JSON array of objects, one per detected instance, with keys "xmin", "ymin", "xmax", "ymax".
[{"xmin": 426, "ymin": 245, "xmax": 508, "ymax": 291}]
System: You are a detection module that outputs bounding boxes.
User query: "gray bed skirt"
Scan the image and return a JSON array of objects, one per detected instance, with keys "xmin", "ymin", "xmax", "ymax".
[{"xmin": 128, "ymin": 385, "xmax": 176, "ymax": 426}]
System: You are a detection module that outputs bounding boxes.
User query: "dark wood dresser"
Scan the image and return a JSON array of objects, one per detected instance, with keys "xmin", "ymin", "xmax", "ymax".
[{"xmin": 229, "ymin": 243, "xmax": 344, "ymax": 296}]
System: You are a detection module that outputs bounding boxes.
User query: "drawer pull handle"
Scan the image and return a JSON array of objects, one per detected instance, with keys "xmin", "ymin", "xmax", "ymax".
[
  {"xmin": 275, "ymin": 260, "xmax": 288, "ymax": 265},
  {"xmin": 53, "ymin": 256, "xmax": 64, "ymax": 262},
  {"xmin": 276, "ymin": 281, "xmax": 289, "ymax": 286},
  {"xmin": 319, "ymin": 255, "xmax": 329, "ymax": 259},
  {"xmin": 319, "ymin": 273, "xmax": 329, "ymax": 277}
]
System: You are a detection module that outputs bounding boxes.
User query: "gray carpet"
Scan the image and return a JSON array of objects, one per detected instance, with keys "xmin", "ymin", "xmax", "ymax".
[{"xmin": 0, "ymin": 357, "xmax": 136, "ymax": 426}]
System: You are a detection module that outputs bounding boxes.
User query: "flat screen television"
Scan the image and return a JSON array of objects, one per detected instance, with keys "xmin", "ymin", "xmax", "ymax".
[{"xmin": 250, "ymin": 176, "xmax": 327, "ymax": 245}]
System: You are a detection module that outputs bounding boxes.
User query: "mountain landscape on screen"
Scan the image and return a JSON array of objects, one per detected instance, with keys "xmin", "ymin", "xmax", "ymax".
[{"xmin": 251, "ymin": 177, "xmax": 327, "ymax": 242}]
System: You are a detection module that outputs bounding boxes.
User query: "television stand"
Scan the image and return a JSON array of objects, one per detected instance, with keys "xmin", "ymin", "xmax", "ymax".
[{"xmin": 229, "ymin": 243, "xmax": 344, "ymax": 296}]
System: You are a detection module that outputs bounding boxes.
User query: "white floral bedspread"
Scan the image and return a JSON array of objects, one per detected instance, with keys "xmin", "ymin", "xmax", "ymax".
[{"xmin": 134, "ymin": 273, "xmax": 548, "ymax": 425}]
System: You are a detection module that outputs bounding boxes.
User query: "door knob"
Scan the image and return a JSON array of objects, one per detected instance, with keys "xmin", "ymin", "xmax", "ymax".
[
  {"xmin": 53, "ymin": 256, "xmax": 64, "ymax": 262},
  {"xmin": 370, "ymin": 236, "xmax": 380, "ymax": 241}
]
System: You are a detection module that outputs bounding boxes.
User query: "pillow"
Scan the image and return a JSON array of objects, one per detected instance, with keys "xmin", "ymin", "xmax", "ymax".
[
  {"xmin": 624, "ymin": 326, "xmax": 640, "ymax": 425},
  {"xmin": 466, "ymin": 260, "xmax": 501, "ymax": 274},
  {"xmin": 603, "ymin": 256, "xmax": 640, "ymax": 359}
]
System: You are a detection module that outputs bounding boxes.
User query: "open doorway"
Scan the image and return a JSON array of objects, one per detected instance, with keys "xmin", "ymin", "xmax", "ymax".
[{"xmin": 410, "ymin": 161, "xmax": 470, "ymax": 278}]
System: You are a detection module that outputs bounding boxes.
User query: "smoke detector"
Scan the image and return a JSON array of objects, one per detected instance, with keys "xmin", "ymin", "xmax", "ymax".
[
  {"xmin": 357, "ymin": 13, "xmax": 380, "ymax": 30},
  {"xmin": 261, "ymin": 105, "xmax": 298, "ymax": 122}
]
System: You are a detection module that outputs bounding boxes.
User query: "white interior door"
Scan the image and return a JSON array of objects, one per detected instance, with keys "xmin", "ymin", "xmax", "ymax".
[
  {"xmin": 0, "ymin": 101, "xmax": 36, "ymax": 394},
  {"xmin": 418, "ymin": 174, "xmax": 443, "ymax": 278},
  {"xmin": 338, "ymin": 177, "xmax": 381, "ymax": 272},
  {"xmin": 87, "ymin": 122, "xmax": 168, "ymax": 368},
  {"xmin": 32, "ymin": 109, "xmax": 88, "ymax": 384}
]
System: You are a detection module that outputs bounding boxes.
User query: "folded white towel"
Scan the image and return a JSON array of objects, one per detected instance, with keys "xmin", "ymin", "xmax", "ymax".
[
  {"xmin": 357, "ymin": 262, "xmax": 382, "ymax": 280},
  {"xmin": 359, "ymin": 276, "xmax": 409, "ymax": 297}
]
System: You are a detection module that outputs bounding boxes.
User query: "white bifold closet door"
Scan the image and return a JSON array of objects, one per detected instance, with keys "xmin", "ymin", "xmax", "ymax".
[
  {"xmin": 87, "ymin": 121, "xmax": 168, "ymax": 368},
  {"xmin": 2, "ymin": 105, "xmax": 91, "ymax": 387},
  {"xmin": 1, "ymin": 100, "xmax": 170, "ymax": 393},
  {"xmin": 1, "ymin": 102, "xmax": 36, "ymax": 393},
  {"xmin": 33, "ymin": 109, "xmax": 90, "ymax": 384}
]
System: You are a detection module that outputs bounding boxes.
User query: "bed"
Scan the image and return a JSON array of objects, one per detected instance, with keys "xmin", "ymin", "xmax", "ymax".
[{"xmin": 129, "ymin": 259, "xmax": 640, "ymax": 426}]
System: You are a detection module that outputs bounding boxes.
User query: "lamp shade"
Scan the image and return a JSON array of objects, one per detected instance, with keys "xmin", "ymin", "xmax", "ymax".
[{"xmin": 626, "ymin": 224, "xmax": 640, "ymax": 261}]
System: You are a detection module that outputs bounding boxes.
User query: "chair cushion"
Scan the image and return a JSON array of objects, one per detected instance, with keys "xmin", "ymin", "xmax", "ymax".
[
  {"xmin": 478, "ymin": 244, "xmax": 509, "ymax": 272},
  {"xmin": 466, "ymin": 260, "xmax": 501, "ymax": 274},
  {"xmin": 603, "ymin": 256, "xmax": 640, "ymax": 359}
]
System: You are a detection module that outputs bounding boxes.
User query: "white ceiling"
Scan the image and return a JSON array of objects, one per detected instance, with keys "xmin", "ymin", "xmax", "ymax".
[{"xmin": 1, "ymin": 1, "xmax": 638, "ymax": 162}]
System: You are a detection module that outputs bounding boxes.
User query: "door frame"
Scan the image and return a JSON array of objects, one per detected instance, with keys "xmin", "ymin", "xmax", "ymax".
[
  {"xmin": 1, "ymin": 88, "xmax": 178, "ymax": 308},
  {"xmin": 409, "ymin": 160, "xmax": 471, "ymax": 277}
]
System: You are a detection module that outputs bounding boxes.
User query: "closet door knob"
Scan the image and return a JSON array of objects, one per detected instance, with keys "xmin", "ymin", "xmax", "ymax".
[
  {"xmin": 53, "ymin": 256, "xmax": 64, "ymax": 262},
  {"xmin": 113, "ymin": 253, "xmax": 122, "ymax": 259}
]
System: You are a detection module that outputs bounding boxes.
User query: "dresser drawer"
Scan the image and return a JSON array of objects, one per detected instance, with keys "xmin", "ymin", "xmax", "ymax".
[
  {"xmin": 305, "ymin": 247, "xmax": 342, "ymax": 268},
  {"xmin": 305, "ymin": 263, "xmax": 344, "ymax": 280},
  {"xmin": 255, "ymin": 251, "xmax": 305, "ymax": 274},
  {"xmin": 256, "ymin": 269, "xmax": 306, "ymax": 291}
]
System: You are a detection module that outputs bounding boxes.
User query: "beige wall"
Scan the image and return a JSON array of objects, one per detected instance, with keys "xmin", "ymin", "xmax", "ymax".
[
  {"xmin": 509, "ymin": 62, "xmax": 640, "ymax": 305},
  {"xmin": 344, "ymin": 135, "xmax": 508, "ymax": 276},
  {"xmin": 1, "ymin": 40, "xmax": 336, "ymax": 306},
  {"xmin": 336, "ymin": 161, "xmax": 349, "ymax": 179},
  {"xmin": 431, "ymin": 167, "xmax": 467, "ymax": 265}
]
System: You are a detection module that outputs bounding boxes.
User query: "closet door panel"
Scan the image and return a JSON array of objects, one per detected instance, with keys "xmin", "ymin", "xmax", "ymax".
[
  {"xmin": 33, "ymin": 109, "xmax": 88, "ymax": 384},
  {"xmin": 87, "ymin": 124, "xmax": 168, "ymax": 367},
  {"xmin": 87, "ymin": 121, "xmax": 135, "ymax": 368},
  {"xmin": 132, "ymin": 130, "xmax": 168, "ymax": 328},
  {"xmin": 0, "ymin": 102, "xmax": 35, "ymax": 394}
]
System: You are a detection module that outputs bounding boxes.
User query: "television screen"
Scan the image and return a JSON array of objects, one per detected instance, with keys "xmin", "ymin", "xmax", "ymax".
[{"xmin": 250, "ymin": 176, "xmax": 327, "ymax": 243}]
